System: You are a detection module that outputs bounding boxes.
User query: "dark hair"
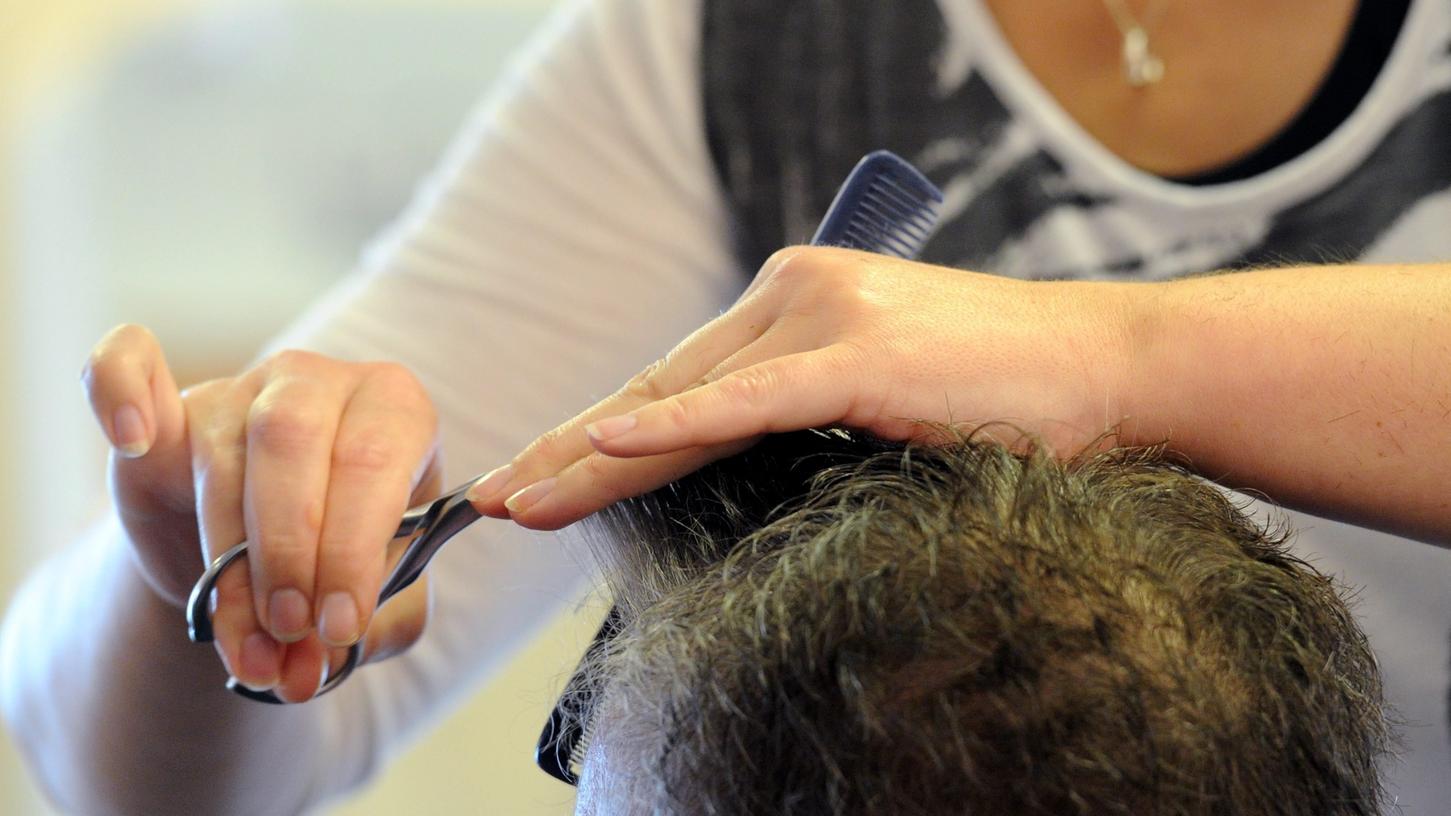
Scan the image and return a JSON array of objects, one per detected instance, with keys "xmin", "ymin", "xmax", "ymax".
[{"xmin": 580, "ymin": 427, "xmax": 1389, "ymax": 815}]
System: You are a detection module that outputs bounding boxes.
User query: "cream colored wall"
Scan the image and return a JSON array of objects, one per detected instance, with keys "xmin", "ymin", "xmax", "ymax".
[{"xmin": 0, "ymin": 1, "xmax": 598, "ymax": 814}]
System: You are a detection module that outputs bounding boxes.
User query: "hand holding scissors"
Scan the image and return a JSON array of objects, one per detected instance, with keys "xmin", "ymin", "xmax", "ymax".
[
  {"xmin": 187, "ymin": 479, "xmax": 480, "ymax": 703},
  {"xmin": 83, "ymin": 328, "xmax": 443, "ymax": 702}
]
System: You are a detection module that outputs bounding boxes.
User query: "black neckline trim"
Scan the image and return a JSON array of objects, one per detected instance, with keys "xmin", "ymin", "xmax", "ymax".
[{"xmin": 1169, "ymin": 0, "xmax": 1410, "ymax": 186}]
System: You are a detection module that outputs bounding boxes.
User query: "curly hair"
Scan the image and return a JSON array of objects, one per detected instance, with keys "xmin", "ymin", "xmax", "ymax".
[{"xmin": 578, "ymin": 427, "xmax": 1389, "ymax": 815}]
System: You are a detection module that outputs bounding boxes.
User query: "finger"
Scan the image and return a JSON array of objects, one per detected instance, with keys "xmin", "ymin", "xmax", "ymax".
[
  {"xmin": 315, "ymin": 435, "xmax": 441, "ymax": 687},
  {"xmin": 188, "ymin": 380, "xmax": 283, "ymax": 691},
  {"xmin": 208, "ymin": 545, "xmax": 282, "ymax": 693},
  {"xmin": 360, "ymin": 573, "xmax": 431, "ymax": 666},
  {"xmin": 314, "ymin": 364, "xmax": 440, "ymax": 649},
  {"xmin": 243, "ymin": 352, "xmax": 355, "ymax": 643},
  {"xmin": 506, "ymin": 348, "xmax": 867, "ymax": 530},
  {"xmin": 467, "ymin": 302, "xmax": 784, "ymax": 518},
  {"xmin": 595, "ymin": 347, "xmax": 870, "ymax": 455},
  {"xmin": 274, "ymin": 635, "xmax": 328, "ymax": 703},
  {"xmin": 318, "ymin": 571, "xmax": 432, "ymax": 692},
  {"xmin": 575, "ymin": 323, "xmax": 802, "ymax": 460},
  {"xmin": 504, "ymin": 441, "xmax": 756, "ymax": 531}
]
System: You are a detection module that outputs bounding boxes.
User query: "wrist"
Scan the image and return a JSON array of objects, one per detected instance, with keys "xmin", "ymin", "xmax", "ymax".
[{"xmin": 1112, "ymin": 278, "xmax": 1177, "ymax": 451}]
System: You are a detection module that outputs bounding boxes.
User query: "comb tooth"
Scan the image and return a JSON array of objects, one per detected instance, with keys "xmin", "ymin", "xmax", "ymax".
[
  {"xmin": 858, "ymin": 187, "xmax": 917, "ymax": 219},
  {"xmin": 902, "ymin": 214, "xmax": 937, "ymax": 239},
  {"xmin": 861, "ymin": 187, "xmax": 930, "ymax": 226},
  {"xmin": 853, "ymin": 199, "xmax": 903, "ymax": 230},
  {"xmin": 880, "ymin": 167, "xmax": 943, "ymax": 203},
  {"xmin": 847, "ymin": 203, "xmax": 916, "ymax": 245},
  {"xmin": 844, "ymin": 226, "xmax": 911, "ymax": 258},
  {"xmin": 839, "ymin": 217, "xmax": 896, "ymax": 254},
  {"xmin": 902, "ymin": 205, "xmax": 941, "ymax": 230},
  {"xmin": 876, "ymin": 169, "xmax": 934, "ymax": 203},
  {"xmin": 890, "ymin": 197, "xmax": 940, "ymax": 226},
  {"xmin": 854, "ymin": 195, "xmax": 904, "ymax": 226},
  {"xmin": 888, "ymin": 214, "xmax": 931, "ymax": 243},
  {"xmin": 869, "ymin": 178, "xmax": 923, "ymax": 209},
  {"xmin": 844, "ymin": 220, "xmax": 914, "ymax": 257},
  {"xmin": 857, "ymin": 200, "xmax": 929, "ymax": 243},
  {"xmin": 868, "ymin": 181, "xmax": 935, "ymax": 220},
  {"xmin": 854, "ymin": 204, "xmax": 931, "ymax": 246},
  {"xmin": 872, "ymin": 172, "xmax": 934, "ymax": 203},
  {"xmin": 910, "ymin": 202, "xmax": 942, "ymax": 220},
  {"xmin": 839, "ymin": 228, "xmax": 876, "ymax": 254},
  {"xmin": 846, "ymin": 217, "xmax": 918, "ymax": 257},
  {"xmin": 863, "ymin": 182, "xmax": 918, "ymax": 211}
]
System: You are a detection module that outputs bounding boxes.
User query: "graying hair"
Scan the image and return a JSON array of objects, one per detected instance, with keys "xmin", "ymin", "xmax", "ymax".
[{"xmin": 581, "ymin": 427, "xmax": 1389, "ymax": 815}]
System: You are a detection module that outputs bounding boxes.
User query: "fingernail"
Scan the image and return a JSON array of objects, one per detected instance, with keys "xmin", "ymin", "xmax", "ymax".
[
  {"xmin": 237, "ymin": 632, "xmax": 280, "ymax": 690},
  {"xmin": 505, "ymin": 477, "xmax": 557, "ymax": 515},
  {"xmin": 465, "ymin": 463, "xmax": 515, "ymax": 503},
  {"xmin": 113, "ymin": 404, "xmax": 150, "ymax": 458},
  {"xmin": 268, "ymin": 588, "xmax": 311, "ymax": 642},
  {"xmin": 586, "ymin": 414, "xmax": 638, "ymax": 443},
  {"xmin": 319, "ymin": 592, "xmax": 359, "ymax": 647}
]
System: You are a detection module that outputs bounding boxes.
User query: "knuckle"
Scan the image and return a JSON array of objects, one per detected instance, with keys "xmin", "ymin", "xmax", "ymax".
[
  {"xmin": 717, "ymin": 368, "xmax": 774, "ymax": 409},
  {"xmin": 658, "ymin": 395, "xmax": 696, "ymax": 434},
  {"xmin": 762, "ymin": 246, "xmax": 827, "ymax": 286},
  {"xmin": 832, "ymin": 339, "xmax": 873, "ymax": 376},
  {"xmin": 110, "ymin": 322, "xmax": 157, "ymax": 349},
  {"xmin": 623, "ymin": 357, "xmax": 674, "ymax": 402},
  {"xmin": 578, "ymin": 452, "xmax": 612, "ymax": 482},
  {"xmin": 179, "ymin": 377, "xmax": 225, "ymax": 406},
  {"xmin": 194, "ymin": 449, "xmax": 242, "ymax": 494},
  {"xmin": 255, "ymin": 527, "xmax": 319, "ymax": 562},
  {"xmin": 368, "ymin": 361, "xmax": 423, "ymax": 394},
  {"xmin": 369, "ymin": 363, "xmax": 436, "ymax": 422},
  {"xmin": 527, "ymin": 423, "xmax": 573, "ymax": 461},
  {"xmin": 266, "ymin": 348, "xmax": 323, "ymax": 374},
  {"xmin": 247, "ymin": 403, "xmax": 327, "ymax": 454},
  {"xmin": 332, "ymin": 429, "xmax": 401, "ymax": 473}
]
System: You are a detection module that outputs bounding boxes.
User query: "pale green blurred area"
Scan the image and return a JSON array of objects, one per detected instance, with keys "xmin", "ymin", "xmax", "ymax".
[{"xmin": 0, "ymin": 0, "xmax": 605, "ymax": 813}]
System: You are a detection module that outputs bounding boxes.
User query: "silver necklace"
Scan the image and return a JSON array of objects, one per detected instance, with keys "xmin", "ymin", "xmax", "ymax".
[{"xmin": 1101, "ymin": 0, "xmax": 1169, "ymax": 87}]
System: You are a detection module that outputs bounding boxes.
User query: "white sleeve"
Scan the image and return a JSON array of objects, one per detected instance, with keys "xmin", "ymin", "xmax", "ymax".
[
  {"xmin": 285, "ymin": 0, "xmax": 743, "ymax": 799},
  {"xmin": 278, "ymin": 0, "xmax": 742, "ymax": 801},
  {"xmin": 1, "ymin": 0, "xmax": 743, "ymax": 808}
]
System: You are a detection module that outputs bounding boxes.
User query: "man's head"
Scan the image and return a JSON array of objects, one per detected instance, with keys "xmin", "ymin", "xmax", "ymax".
[{"xmin": 573, "ymin": 428, "xmax": 1388, "ymax": 815}]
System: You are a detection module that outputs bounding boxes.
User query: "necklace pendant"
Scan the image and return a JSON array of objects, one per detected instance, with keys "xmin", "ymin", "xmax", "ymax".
[{"xmin": 1121, "ymin": 26, "xmax": 1165, "ymax": 87}]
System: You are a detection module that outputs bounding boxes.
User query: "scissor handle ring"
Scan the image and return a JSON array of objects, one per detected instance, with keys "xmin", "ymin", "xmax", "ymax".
[{"xmin": 186, "ymin": 541, "xmax": 364, "ymax": 704}]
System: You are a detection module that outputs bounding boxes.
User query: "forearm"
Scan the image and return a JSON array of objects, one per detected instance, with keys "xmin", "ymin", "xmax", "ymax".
[
  {"xmin": 1, "ymin": 519, "xmax": 329, "ymax": 816},
  {"xmin": 1123, "ymin": 263, "xmax": 1451, "ymax": 544}
]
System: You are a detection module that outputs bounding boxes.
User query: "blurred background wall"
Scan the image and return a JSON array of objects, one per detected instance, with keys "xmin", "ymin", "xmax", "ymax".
[{"xmin": 0, "ymin": 0, "xmax": 603, "ymax": 813}]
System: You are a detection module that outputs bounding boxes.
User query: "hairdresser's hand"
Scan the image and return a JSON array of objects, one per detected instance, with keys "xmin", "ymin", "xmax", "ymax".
[
  {"xmin": 470, "ymin": 246, "xmax": 1135, "ymax": 530},
  {"xmin": 82, "ymin": 325, "xmax": 440, "ymax": 702}
]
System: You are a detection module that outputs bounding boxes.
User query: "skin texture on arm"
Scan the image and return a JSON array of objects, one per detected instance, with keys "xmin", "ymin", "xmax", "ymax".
[{"xmin": 1124, "ymin": 263, "xmax": 1451, "ymax": 544}]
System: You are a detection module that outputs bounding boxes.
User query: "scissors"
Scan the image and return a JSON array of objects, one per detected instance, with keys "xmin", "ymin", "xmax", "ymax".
[{"xmin": 186, "ymin": 478, "xmax": 483, "ymax": 704}]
